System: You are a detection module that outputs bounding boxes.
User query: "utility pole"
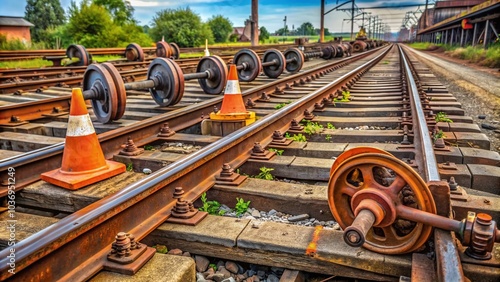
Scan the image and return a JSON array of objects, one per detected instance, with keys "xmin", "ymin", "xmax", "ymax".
[
  {"xmin": 320, "ymin": 0, "xmax": 325, "ymax": 42},
  {"xmin": 351, "ymin": 0, "xmax": 355, "ymax": 40},
  {"xmin": 251, "ymin": 0, "xmax": 258, "ymax": 46},
  {"xmin": 423, "ymin": 0, "xmax": 428, "ymax": 29},
  {"xmin": 283, "ymin": 16, "xmax": 287, "ymax": 43}
]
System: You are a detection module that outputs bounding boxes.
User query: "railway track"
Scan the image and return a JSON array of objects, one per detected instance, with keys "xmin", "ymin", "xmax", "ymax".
[
  {"xmin": 0, "ymin": 43, "xmax": 340, "ymax": 94},
  {"xmin": 0, "ymin": 44, "xmax": 498, "ymax": 281}
]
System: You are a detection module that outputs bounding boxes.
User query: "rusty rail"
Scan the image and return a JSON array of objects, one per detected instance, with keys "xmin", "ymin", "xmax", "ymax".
[
  {"xmin": 399, "ymin": 44, "xmax": 465, "ymax": 282},
  {"xmin": 0, "ymin": 42, "xmax": 390, "ymax": 281}
]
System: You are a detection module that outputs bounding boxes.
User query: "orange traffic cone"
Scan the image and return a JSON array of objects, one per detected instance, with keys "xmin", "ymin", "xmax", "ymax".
[
  {"xmin": 219, "ymin": 64, "xmax": 247, "ymax": 114},
  {"xmin": 41, "ymin": 88, "xmax": 125, "ymax": 190},
  {"xmin": 210, "ymin": 64, "xmax": 255, "ymax": 125}
]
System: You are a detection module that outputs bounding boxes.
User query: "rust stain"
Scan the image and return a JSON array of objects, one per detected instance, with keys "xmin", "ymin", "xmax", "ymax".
[{"xmin": 306, "ymin": 225, "xmax": 323, "ymax": 256}]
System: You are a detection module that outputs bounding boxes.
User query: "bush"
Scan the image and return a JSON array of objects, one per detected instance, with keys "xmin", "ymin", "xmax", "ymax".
[{"xmin": 0, "ymin": 34, "xmax": 28, "ymax": 50}]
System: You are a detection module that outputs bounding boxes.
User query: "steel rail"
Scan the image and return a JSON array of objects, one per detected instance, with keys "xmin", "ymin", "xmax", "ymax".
[
  {"xmin": 0, "ymin": 46, "xmax": 388, "ymax": 197},
  {"xmin": 398, "ymin": 44, "xmax": 465, "ymax": 282},
  {"xmin": 0, "ymin": 43, "xmax": 390, "ymax": 281},
  {"xmin": 398, "ymin": 44, "xmax": 440, "ymax": 182}
]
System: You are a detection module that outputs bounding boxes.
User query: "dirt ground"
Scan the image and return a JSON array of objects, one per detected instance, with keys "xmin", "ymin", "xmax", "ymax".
[{"xmin": 409, "ymin": 48, "xmax": 500, "ymax": 152}]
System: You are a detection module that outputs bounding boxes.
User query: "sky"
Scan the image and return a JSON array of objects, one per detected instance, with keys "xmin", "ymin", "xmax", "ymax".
[{"xmin": 1, "ymin": 0, "xmax": 431, "ymax": 33}]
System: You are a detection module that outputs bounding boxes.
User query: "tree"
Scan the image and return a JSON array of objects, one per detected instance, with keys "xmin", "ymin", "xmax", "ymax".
[
  {"xmin": 207, "ymin": 15, "xmax": 233, "ymax": 43},
  {"xmin": 259, "ymin": 26, "xmax": 270, "ymax": 41},
  {"xmin": 275, "ymin": 26, "xmax": 289, "ymax": 36},
  {"xmin": 25, "ymin": 0, "xmax": 65, "ymax": 43},
  {"xmin": 298, "ymin": 22, "xmax": 315, "ymax": 36},
  {"xmin": 315, "ymin": 28, "xmax": 330, "ymax": 36},
  {"xmin": 93, "ymin": 0, "xmax": 135, "ymax": 24},
  {"xmin": 150, "ymin": 7, "xmax": 214, "ymax": 47},
  {"xmin": 65, "ymin": 0, "xmax": 151, "ymax": 48}
]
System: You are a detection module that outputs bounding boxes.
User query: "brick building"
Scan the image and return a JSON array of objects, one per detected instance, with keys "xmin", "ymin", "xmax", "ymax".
[{"xmin": 0, "ymin": 16, "xmax": 34, "ymax": 43}]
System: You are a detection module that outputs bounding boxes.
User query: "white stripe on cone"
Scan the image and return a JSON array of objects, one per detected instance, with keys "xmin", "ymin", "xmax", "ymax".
[
  {"xmin": 66, "ymin": 114, "xmax": 95, "ymax": 137},
  {"xmin": 224, "ymin": 80, "xmax": 240, "ymax": 95}
]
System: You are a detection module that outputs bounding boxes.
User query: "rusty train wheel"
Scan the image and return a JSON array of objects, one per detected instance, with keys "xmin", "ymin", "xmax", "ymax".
[
  {"xmin": 83, "ymin": 64, "xmax": 118, "ymax": 123},
  {"xmin": 125, "ymin": 43, "xmax": 145, "ymax": 62},
  {"xmin": 329, "ymin": 147, "xmax": 391, "ymax": 177},
  {"xmin": 147, "ymin": 58, "xmax": 184, "ymax": 107},
  {"xmin": 169, "ymin": 43, "xmax": 181, "ymax": 59},
  {"xmin": 197, "ymin": 55, "xmax": 228, "ymax": 95},
  {"xmin": 262, "ymin": 49, "xmax": 286, "ymax": 78},
  {"xmin": 156, "ymin": 41, "xmax": 172, "ymax": 58},
  {"xmin": 233, "ymin": 49, "xmax": 261, "ymax": 82},
  {"xmin": 328, "ymin": 151, "xmax": 436, "ymax": 254},
  {"xmin": 66, "ymin": 44, "xmax": 90, "ymax": 66},
  {"xmin": 284, "ymin": 48, "xmax": 304, "ymax": 73},
  {"xmin": 101, "ymin": 63, "xmax": 127, "ymax": 121}
]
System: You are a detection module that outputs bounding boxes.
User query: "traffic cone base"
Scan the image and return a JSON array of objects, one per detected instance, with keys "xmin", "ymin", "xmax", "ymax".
[
  {"xmin": 209, "ymin": 111, "xmax": 255, "ymax": 125},
  {"xmin": 41, "ymin": 88, "xmax": 125, "ymax": 190},
  {"xmin": 210, "ymin": 64, "xmax": 256, "ymax": 125},
  {"xmin": 41, "ymin": 160, "xmax": 125, "ymax": 190}
]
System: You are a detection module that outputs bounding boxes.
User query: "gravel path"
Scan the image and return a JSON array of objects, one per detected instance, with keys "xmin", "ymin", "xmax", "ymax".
[{"xmin": 405, "ymin": 47, "xmax": 500, "ymax": 152}]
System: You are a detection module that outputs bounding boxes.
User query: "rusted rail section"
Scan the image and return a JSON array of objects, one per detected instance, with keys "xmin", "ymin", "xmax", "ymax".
[
  {"xmin": 0, "ymin": 42, "xmax": 390, "ymax": 281},
  {"xmin": 399, "ymin": 45, "xmax": 465, "ymax": 281}
]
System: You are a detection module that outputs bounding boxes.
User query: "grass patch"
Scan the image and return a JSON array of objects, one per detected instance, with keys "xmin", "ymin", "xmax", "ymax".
[
  {"xmin": 407, "ymin": 42, "xmax": 434, "ymax": 50},
  {"xmin": 92, "ymin": 55, "xmax": 122, "ymax": 62},
  {"xmin": 0, "ymin": 58, "xmax": 53, "ymax": 68},
  {"xmin": 409, "ymin": 42, "xmax": 500, "ymax": 68},
  {"xmin": 446, "ymin": 45, "xmax": 500, "ymax": 68},
  {"xmin": 179, "ymin": 52, "xmax": 205, "ymax": 59}
]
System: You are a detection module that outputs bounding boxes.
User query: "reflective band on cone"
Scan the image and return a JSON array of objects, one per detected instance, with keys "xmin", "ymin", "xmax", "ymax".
[
  {"xmin": 41, "ymin": 88, "xmax": 125, "ymax": 190},
  {"xmin": 218, "ymin": 64, "xmax": 247, "ymax": 114}
]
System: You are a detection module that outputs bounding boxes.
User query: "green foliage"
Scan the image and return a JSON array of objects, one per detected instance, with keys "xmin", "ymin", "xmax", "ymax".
[
  {"xmin": 229, "ymin": 33, "xmax": 239, "ymax": 42},
  {"xmin": 235, "ymin": 197, "xmax": 251, "ymax": 216},
  {"xmin": 407, "ymin": 42, "xmax": 434, "ymax": 50},
  {"xmin": 126, "ymin": 163, "xmax": 133, "ymax": 171},
  {"xmin": 259, "ymin": 26, "xmax": 270, "ymax": 41},
  {"xmin": 277, "ymin": 100, "xmax": 293, "ymax": 109},
  {"xmin": 207, "ymin": 15, "xmax": 233, "ymax": 43},
  {"xmin": 0, "ymin": 34, "xmax": 29, "ymax": 50},
  {"xmin": 275, "ymin": 103, "xmax": 286, "ymax": 109},
  {"xmin": 66, "ymin": 1, "xmax": 114, "ymax": 47},
  {"xmin": 208, "ymin": 263, "xmax": 217, "ymax": 271},
  {"xmin": 435, "ymin": 112, "xmax": 453, "ymax": 123},
  {"xmin": 92, "ymin": 55, "xmax": 122, "ymax": 62},
  {"xmin": 285, "ymin": 132, "xmax": 307, "ymax": 142},
  {"xmin": 94, "ymin": 0, "xmax": 135, "ymax": 25},
  {"xmin": 275, "ymin": 26, "xmax": 289, "ymax": 36},
  {"xmin": 64, "ymin": 0, "xmax": 152, "ymax": 48},
  {"xmin": 144, "ymin": 145, "xmax": 154, "ymax": 151},
  {"xmin": 150, "ymin": 7, "xmax": 214, "ymax": 47},
  {"xmin": 268, "ymin": 148, "xmax": 284, "ymax": 156},
  {"xmin": 0, "ymin": 58, "xmax": 53, "ymax": 68},
  {"xmin": 275, "ymin": 100, "xmax": 292, "ymax": 109},
  {"xmin": 199, "ymin": 193, "xmax": 225, "ymax": 216},
  {"xmin": 325, "ymin": 134, "xmax": 332, "ymax": 142},
  {"xmin": 334, "ymin": 90, "xmax": 351, "ymax": 102},
  {"xmin": 24, "ymin": 0, "xmax": 65, "ymax": 43},
  {"xmin": 255, "ymin": 167, "xmax": 274, "ymax": 180},
  {"xmin": 483, "ymin": 45, "xmax": 500, "ymax": 68},
  {"xmin": 153, "ymin": 245, "xmax": 168, "ymax": 254},
  {"xmin": 298, "ymin": 22, "xmax": 315, "ymax": 36},
  {"xmin": 433, "ymin": 130, "xmax": 446, "ymax": 141},
  {"xmin": 327, "ymin": 123, "xmax": 336, "ymax": 130},
  {"xmin": 302, "ymin": 120, "xmax": 323, "ymax": 135}
]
